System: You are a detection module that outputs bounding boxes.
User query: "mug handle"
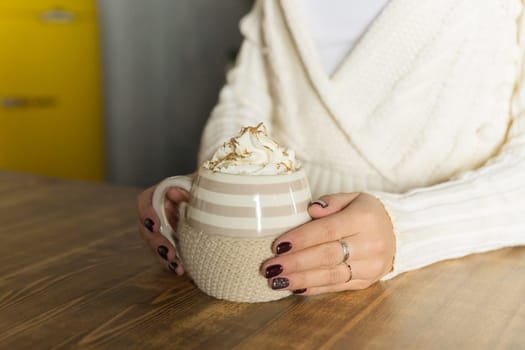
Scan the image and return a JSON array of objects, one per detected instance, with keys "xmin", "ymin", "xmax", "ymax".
[{"xmin": 152, "ymin": 175, "xmax": 193, "ymax": 247}]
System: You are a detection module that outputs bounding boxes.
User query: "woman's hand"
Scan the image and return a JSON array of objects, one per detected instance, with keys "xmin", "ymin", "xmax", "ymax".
[
  {"xmin": 261, "ymin": 193, "xmax": 395, "ymax": 295},
  {"xmin": 137, "ymin": 184, "xmax": 190, "ymax": 275}
]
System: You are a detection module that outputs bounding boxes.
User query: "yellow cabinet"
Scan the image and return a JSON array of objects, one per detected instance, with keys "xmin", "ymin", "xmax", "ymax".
[{"xmin": 0, "ymin": 0, "xmax": 105, "ymax": 181}]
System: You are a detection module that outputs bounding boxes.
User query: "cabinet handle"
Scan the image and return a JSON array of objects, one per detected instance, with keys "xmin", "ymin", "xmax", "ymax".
[
  {"xmin": 40, "ymin": 8, "xmax": 77, "ymax": 23},
  {"xmin": 2, "ymin": 97, "xmax": 56, "ymax": 109}
]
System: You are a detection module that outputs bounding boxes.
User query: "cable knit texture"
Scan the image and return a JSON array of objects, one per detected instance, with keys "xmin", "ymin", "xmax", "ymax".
[
  {"xmin": 178, "ymin": 223, "xmax": 291, "ymax": 302},
  {"xmin": 199, "ymin": 0, "xmax": 525, "ymax": 280}
]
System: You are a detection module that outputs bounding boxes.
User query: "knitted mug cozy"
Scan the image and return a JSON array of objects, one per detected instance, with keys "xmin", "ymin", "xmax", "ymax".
[{"xmin": 177, "ymin": 222, "xmax": 291, "ymax": 303}]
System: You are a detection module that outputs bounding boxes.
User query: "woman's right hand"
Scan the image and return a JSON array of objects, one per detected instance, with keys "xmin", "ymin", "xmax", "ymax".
[{"xmin": 137, "ymin": 183, "xmax": 190, "ymax": 275}]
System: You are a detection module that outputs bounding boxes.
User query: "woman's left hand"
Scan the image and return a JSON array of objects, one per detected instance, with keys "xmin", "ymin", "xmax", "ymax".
[{"xmin": 261, "ymin": 193, "xmax": 395, "ymax": 295}]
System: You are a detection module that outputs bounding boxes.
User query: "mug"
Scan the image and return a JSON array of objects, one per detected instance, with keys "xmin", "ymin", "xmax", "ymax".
[{"xmin": 152, "ymin": 167, "xmax": 312, "ymax": 302}]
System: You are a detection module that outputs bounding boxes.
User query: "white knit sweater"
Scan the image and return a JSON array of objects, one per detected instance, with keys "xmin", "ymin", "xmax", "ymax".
[
  {"xmin": 199, "ymin": 0, "xmax": 525, "ymax": 280},
  {"xmin": 302, "ymin": 0, "xmax": 390, "ymax": 76}
]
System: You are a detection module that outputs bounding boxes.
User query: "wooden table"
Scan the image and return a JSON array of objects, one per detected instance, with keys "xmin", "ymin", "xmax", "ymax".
[{"xmin": 1, "ymin": 170, "xmax": 524, "ymax": 349}]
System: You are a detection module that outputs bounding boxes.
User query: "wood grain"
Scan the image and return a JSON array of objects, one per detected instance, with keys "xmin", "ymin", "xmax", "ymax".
[{"xmin": 1, "ymin": 170, "xmax": 524, "ymax": 349}]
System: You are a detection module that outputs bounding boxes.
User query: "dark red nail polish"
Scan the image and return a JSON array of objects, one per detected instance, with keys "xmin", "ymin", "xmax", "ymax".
[
  {"xmin": 265, "ymin": 264, "xmax": 283, "ymax": 278},
  {"xmin": 293, "ymin": 289, "xmax": 307, "ymax": 294},
  {"xmin": 168, "ymin": 261, "xmax": 178, "ymax": 273},
  {"xmin": 157, "ymin": 245, "xmax": 169, "ymax": 260},
  {"xmin": 144, "ymin": 218, "xmax": 154, "ymax": 232},
  {"xmin": 276, "ymin": 242, "xmax": 292, "ymax": 254},
  {"xmin": 271, "ymin": 277, "xmax": 289, "ymax": 290}
]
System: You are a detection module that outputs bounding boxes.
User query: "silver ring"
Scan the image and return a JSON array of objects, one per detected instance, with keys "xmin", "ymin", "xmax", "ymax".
[
  {"xmin": 345, "ymin": 263, "xmax": 353, "ymax": 283},
  {"xmin": 339, "ymin": 239, "xmax": 350, "ymax": 263}
]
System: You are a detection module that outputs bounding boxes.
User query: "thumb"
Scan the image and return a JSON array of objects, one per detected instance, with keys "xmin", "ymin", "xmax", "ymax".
[
  {"xmin": 165, "ymin": 172, "xmax": 195, "ymax": 203},
  {"xmin": 308, "ymin": 192, "xmax": 361, "ymax": 219},
  {"xmin": 164, "ymin": 187, "xmax": 191, "ymax": 229},
  {"xmin": 165, "ymin": 187, "xmax": 190, "ymax": 203}
]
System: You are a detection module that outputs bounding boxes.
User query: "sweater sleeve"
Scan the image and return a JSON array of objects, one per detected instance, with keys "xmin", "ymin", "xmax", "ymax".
[
  {"xmin": 372, "ymin": 10, "xmax": 525, "ymax": 280},
  {"xmin": 198, "ymin": 0, "xmax": 272, "ymax": 163}
]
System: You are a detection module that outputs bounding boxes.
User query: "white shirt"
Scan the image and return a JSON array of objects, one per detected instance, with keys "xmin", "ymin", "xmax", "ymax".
[{"xmin": 302, "ymin": 0, "xmax": 390, "ymax": 76}]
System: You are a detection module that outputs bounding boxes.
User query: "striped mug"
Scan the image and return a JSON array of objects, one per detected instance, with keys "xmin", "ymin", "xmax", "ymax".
[{"xmin": 152, "ymin": 166, "xmax": 312, "ymax": 302}]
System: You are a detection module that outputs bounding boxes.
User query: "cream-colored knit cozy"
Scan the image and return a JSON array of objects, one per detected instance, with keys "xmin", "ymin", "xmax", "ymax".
[{"xmin": 177, "ymin": 222, "xmax": 290, "ymax": 303}]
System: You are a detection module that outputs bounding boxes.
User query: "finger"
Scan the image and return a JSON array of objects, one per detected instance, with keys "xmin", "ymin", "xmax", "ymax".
[
  {"xmin": 268, "ymin": 263, "xmax": 353, "ymax": 291},
  {"xmin": 137, "ymin": 204, "xmax": 176, "ymax": 248},
  {"xmin": 164, "ymin": 193, "xmax": 184, "ymax": 229},
  {"xmin": 156, "ymin": 253, "xmax": 183, "ymax": 275},
  {"xmin": 165, "ymin": 187, "xmax": 190, "ymax": 227},
  {"xmin": 138, "ymin": 218, "xmax": 157, "ymax": 245},
  {"xmin": 308, "ymin": 193, "xmax": 361, "ymax": 219},
  {"xmin": 166, "ymin": 187, "xmax": 190, "ymax": 203},
  {"xmin": 137, "ymin": 186, "xmax": 160, "ymax": 232},
  {"xmin": 137, "ymin": 181, "xmax": 190, "ymax": 277},
  {"xmin": 297, "ymin": 279, "xmax": 377, "ymax": 296},
  {"xmin": 273, "ymin": 203, "xmax": 362, "ymax": 255},
  {"xmin": 145, "ymin": 228, "xmax": 185, "ymax": 275},
  {"xmin": 137, "ymin": 186, "xmax": 189, "ymax": 233},
  {"xmin": 264, "ymin": 232, "xmax": 393, "ymax": 282},
  {"xmin": 267, "ymin": 259, "xmax": 374, "ymax": 290},
  {"xmin": 263, "ymin": 237, "xmax": 369, "ymax": 277}
]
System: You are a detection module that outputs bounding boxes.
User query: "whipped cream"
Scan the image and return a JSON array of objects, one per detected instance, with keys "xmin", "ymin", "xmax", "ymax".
[{"xmin": 203, "ymin": 123, "xmax": 301, "ymax": 175}]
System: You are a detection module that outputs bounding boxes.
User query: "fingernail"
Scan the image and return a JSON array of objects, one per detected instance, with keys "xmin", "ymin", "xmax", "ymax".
[
  {"xmin": 168, "ymin": 261, "xmax": 178, "ymax": 273},
  {"xmin": 271, "ymin": 277, "xmax": 289, "ymax": 290},
  {"xmin": 276, "ymin": 242, "xmax": 292, "ymax": 255},
  {"xmin": 309, "ymin": 199, "xmax": 328, "ymax": 208},
  {"xmin": 265, "ymin": 264, "xmax": 283, "ymax": 278},
  {"xmin": 157, "ymin": 245, "xmax": 169, "ymax": 260},
  {"xmin": 144, "ymin": 218, "xmax": 154, "ymax": 232},
  {"xmin": 293, "ymin": 288, "xmax": 307, "ymax": 294}
]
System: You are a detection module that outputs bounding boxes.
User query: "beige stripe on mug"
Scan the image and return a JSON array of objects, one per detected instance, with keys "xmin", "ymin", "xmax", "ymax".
[
  {"xmin": 190, "ymin": 198, "xmax": 311, "ymax": 217},
  {"xmin": 198, "ymin": 176, "xmax": 308, "ymax": 194},
  {"xmin": 152, "ymin": 168, "xmax": 312, "ymax": 245},
  {"xmin": 186, "ymin": 188, "xmax": 310, "ymax": 237},
  {"xmin": 191, "ymin": 187, "xmax": 311, "ymax": 207},
  {"xmin": 187, "ymin": 209, "xmax": 311, "ymax": 237}
]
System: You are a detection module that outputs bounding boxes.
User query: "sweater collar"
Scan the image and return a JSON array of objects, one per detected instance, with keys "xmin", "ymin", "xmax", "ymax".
[
  {"xmin": 279, "ymin": 0, "xmax": 460, "ymax": 182},
  {"xmin": 280, "ymin": 0, "xmax": 396, "ymax": 84}
]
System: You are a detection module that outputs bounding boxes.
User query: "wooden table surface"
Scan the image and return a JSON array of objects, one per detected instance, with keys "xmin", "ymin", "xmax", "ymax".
[{"xmin": 1, "ymin": 170, "xmax": 524, "ymax": 350}]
